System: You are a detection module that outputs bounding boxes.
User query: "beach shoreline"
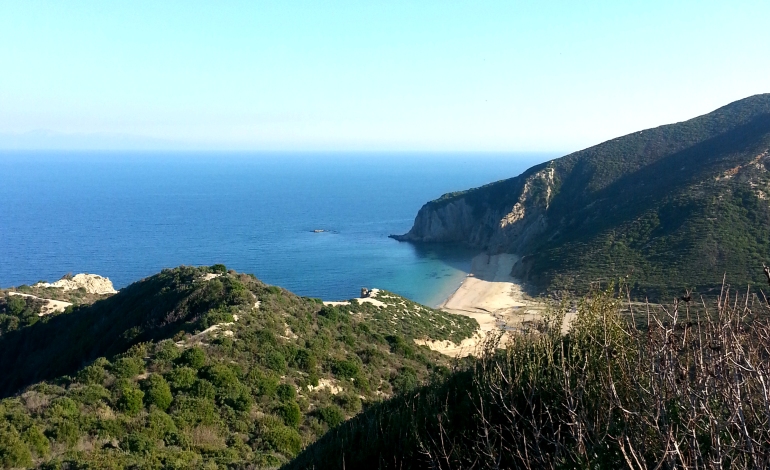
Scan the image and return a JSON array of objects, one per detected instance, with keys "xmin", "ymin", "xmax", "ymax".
[{"xmin": 417, "ymin": 253, "xmax": 551, "ymax": 357}]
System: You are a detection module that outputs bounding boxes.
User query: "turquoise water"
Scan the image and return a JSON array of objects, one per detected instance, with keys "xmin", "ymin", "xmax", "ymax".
[{"xmin": 0, "ymin": 152, "xmax": 551, "ymax": 306}]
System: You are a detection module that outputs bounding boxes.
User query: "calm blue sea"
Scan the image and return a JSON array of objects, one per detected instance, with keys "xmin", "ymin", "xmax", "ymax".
[{"xmin": 0, "ymin": 152, "xmax": 551, "ymax": 306}]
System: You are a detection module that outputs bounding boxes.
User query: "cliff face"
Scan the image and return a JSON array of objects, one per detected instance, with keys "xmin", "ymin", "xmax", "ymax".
[
  {"xmin": 393, "ymin": 94, "xmax": 770, "ymax": 298},
  {"xmin": 392, "ymin": 166, "xmax": 555, "ymax": 253}
]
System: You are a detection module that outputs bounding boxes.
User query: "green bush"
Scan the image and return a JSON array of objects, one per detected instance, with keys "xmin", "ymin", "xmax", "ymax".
[
  {"xmin": 178, "ymin": 347, "xmax": 206, "ymax": 369},
  {"xmin": 332, "ymin": 359, "xmax": 361, "ymax": 380},
  {"xmin": 48, "ymin": 397, "xmax": 79, "ymax": 418},
  {"xmin": 116, "ymin": 386, "xmax": 145, "ymax": 416},
  {"xmin": 49, "ymin": 419, "xmax": 80, "ymax": 447},
  {"xmin": 226, "ymin": 386, "xmax": 253, "ymax": 412},
  {"xmin": 111, "ymin": 357, "xmax": 145, "ymax": 379},
  {"xmin": 171, "ymin": 397, "xmax": 219, "ymax": 427},
  {"xmin": 317, "ymin": 405, "xmax": 344, "ymax": 428},
  {"xmin": 276, "ymin": 383, "xmax": 297, "ymax": 402},
  {"xmin": 153, "ymin": 340, "xmax": 181, "ymax": 363},
  {"xmin": 200, "ymin": 310, "xmax": 234, "ymax": 329},
  {"xmin": 210, "ymin": 264, "xmax": 227, "ymax": 274},
  {"xmin": 22, "ymin": 425, "xmax": 49, "ymax": 457},
  {"xmin": 122, "ymin": 432, "xmax": 155, "ymax": 454},
  {"xmin": 261, "ymin": 419, "xmax": 302, "ymax": 457},
  {"xmin": 278, "ymin": 402, "xmax": 302, "ymax": 427},
  {"xmin": 75, "ymin": 364, "xmax": 107, "ymax": 385},
  {"xmin": 6, "ymin": 296, "xmax": 28, "ymax": 316},
  {"xmin": 70, "ymin": 384, "xmax": 111, "ymax": 405},
  {"xmin": 0, "ymin": 426, "xmax": 32, "ymax": 468},
  {"xmin": 147, "ymin": 409, "xmax": 177, "ymax": 440},
  {"xmin": 385, "ymin": 335, "xmax": 415, "ymax": 358},
  {"xmin": 166, "ymin": 366, "xmax": 197, "ymax": 390},
  {"xmin": 335, "ymin": 393, "xmax": 362, "ymax": 414},
  {"xmin": 391, "ymin": 367, "xmax": 418, "ymax": 395},
  {"xmin": 293, "ymin": 348, "xmax": 317, "ymax": 371},
  {"xmin": 143, "ymin": 374, "xmax": 173, "ymax": 411},
  {"xmin": 247, "ymin": 370, "xmax": 278, "ymax": 398},
  {"xmin": 262, "ymin": 349, "xmax": 287, "ymax": 374},
  {"xmin": 203, "ymin": 364, "xmax": 240, "ymax": 391},
  {"xmin": 189, "ymin": 379, "xmax": 217, "ymax": 400}
]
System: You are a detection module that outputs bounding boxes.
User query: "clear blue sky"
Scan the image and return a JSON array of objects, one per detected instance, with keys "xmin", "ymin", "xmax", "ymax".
[{"xmin": 1, "ymin": 1, "xmax": 768, "ymax": 152}]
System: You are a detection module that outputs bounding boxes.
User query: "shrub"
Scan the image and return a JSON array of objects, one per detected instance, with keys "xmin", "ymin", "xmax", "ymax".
[
  {"xmin": 0, "ymin": 426, "xmax": 32, "ymax": 468},
  {"xmin": 317, "ymin": 405, "xmax": 344, "ymax": 428},
  {"xmin": 171, "ymin": 397, "xmax": 219, "ymax": 428},
  {"xmin": 331, "ymin": 359, "xmax": 362, "ymax": 382},
  {"xmin": 49, "ymin": 419, "xmax": 80, "ymax": 446},
  {"xmin": 261, "ymin": 418, "xmax": 302, "ymax": 457},
  {"xmin": 210, "ymin": 264, "xmax": 227, "ymax": 274},
  {"xmin": 111, "ymin": 357, "xmax": 145, "ymax": 379},
  {"xmin": 70, "ymin": 384, "xmax": 110, "ymax": 405},
  {"xmin": 166, "ymin": 366, "xmax": 197, "ymax": 391},
  {"xmin": 226, "ymin": 386, "xmax": 253, "ymax": 412},
  {"xmin": 6, "ymin": 296, "xmax": 27, "ymax": 316},
  {"xmin": 122, "ymin": 432, "xmax": 155, "ymax": 454},
  {"xmin": 318, "ymin": 305, "xmax": 343, "ymax": 322},
  {"xmin": 153, "ymin": 340, "xmax": 181, "ymax": 363},
  {"xmin": 21, "ymin": 425, "xmax": 49, "ymax": 457},
  {"xmin": 178, "ymin": 347, "xmax": 206, "ymax": 369},
  {"xmin": 276, "ymin": 384, "xmax": 296, "ymax": 402},
  {"xmin": 75, "ymin": 364, "xmax": 106, "ymax": 385},
  {"xmin": 48, "ymin": 397, "xmax": 79, "ymax": 418},
  {"xmin": 116, "ymin": 386, "xmax": 144, "ymax": 416},
  {"xmin": 143, "ymin": 374, "xmax": 173, "ymax": 411},
  {"xmin": 200, "ymin": 310, "xmax": 234, "ymax": 329},
  {"xmin": 262, "ymin": 349, "xmax": 287, "ymax": 374},
  {"xmin": 385, "ymin": 335, "xmax": 415, "ymax": 358},
  {"xmin": 293, "ymin": 348, "xmax": 317, "ymax": 371},
  {"xmin": 203, "ymin": 364, "xmax": 240, "ymax": 391},
  {"xmin": 147, "ymin": 409, "xmax": 177, "ymax": 440},
  {"xmin": 390, "ymin": 367, "xmax": 418, "ymax": 395},
  {"xmin": 247, "ymin": 370, "xmax": 278, "ymax": 398},
  {"xmin": 278, "ymin": 402, "xmax": 302, "ymax": 427},
  {"xmin": 334, "ymin": 393, "xmax": 361, "ymax": 414},
  {"xmin": 189, "ymin": 379, "xmax": 217, "ymax": 400}
]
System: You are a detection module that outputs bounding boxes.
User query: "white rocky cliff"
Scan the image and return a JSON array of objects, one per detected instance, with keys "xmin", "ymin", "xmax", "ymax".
[
  {"xmin": 391, "ymin": 165, "xmax": 557, "ymax": 254},
  {"xmin": 34, "ymin": 273, "xmax": 118, "ymax": 295}
]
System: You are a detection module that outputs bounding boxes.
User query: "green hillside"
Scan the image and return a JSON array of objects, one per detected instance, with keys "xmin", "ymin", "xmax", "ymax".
[
  {"xmin": 394, "ymin": 94, "xmax": 770, "ymax": 299},
  {"xmin": 285, "ymin": 285, "xmax": 770, "ymax": 469},
  {"xmin": 0, "ymin": 266, "xmax": 476, "ymax": 468}
]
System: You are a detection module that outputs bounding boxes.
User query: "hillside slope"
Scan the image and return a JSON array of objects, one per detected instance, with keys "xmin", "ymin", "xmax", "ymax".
[
  {"xmin": 393, "ymin": 94, "xmax": 770, "ymax": 298},
  {"xmin": 0, "ymin": 266, "xmax": 476, "ymax": 468}
]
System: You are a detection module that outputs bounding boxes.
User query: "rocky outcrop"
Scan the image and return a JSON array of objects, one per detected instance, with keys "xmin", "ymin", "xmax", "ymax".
[
  {"xmin": 34, "ymin": 274, "xmax": 117, "ymax": 295},
  {"xmin": 391, "ymin": 165, "xmax": 556, "ymax": 254}
]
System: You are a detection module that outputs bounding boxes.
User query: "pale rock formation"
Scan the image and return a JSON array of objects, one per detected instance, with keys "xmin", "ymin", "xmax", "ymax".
[{"xmin": 34, "ymin": 274, "xmax": 117, "ymax": 295}]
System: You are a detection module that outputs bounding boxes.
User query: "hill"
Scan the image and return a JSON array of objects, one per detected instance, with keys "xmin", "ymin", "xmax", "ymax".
[
  {"xmin": 0, "ymin": 266, "xmax": 477, "ymax": 468},
  {"xmin": 285, "ymin": 285, "xmax": 770, "ymax": 469},
  {"xmin": 392, "ymin": 94, "xmax": 770, "ymax": 299}
]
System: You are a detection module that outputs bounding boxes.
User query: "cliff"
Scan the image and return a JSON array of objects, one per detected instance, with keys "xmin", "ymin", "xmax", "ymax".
[{"xmin": 393, "ymin": 94, "xmax": 770, "ymax": 298}]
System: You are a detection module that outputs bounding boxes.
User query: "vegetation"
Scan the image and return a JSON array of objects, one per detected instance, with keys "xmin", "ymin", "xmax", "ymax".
[
  {"xmin": 0, "ymin": 266, "xmax": 476, "ymax": 468},
  {"xmin": 287, "ymin": 282, "xmax": 770, "ymax": 469},
  {"xmin": 404, "ymin": 94, "xmax": 770, "ymax": 300},
  {"xmin": 0, "ymin": 293, "xmax": 45, "ymax": 335}
]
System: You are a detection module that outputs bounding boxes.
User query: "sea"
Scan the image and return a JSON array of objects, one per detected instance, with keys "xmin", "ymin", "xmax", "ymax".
[{"xmin": 0, "ymin": 152, "xmax": 552, "ymax": 306}]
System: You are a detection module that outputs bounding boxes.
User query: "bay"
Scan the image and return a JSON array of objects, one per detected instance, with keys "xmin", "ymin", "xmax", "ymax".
[{"xmin": 0, "ymin": 152, "xmax": 552, "ymax": 306}]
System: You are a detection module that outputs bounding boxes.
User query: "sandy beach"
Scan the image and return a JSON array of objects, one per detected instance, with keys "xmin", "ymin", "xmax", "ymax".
[{"xmin": 417, "ymin": 253, "xmax": 554, "ymax": 357}]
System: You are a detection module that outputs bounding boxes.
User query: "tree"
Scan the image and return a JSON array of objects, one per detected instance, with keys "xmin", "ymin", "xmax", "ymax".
[{"xmin": 143, "ymin": 374, "xmax": 173, "ymax": 411}]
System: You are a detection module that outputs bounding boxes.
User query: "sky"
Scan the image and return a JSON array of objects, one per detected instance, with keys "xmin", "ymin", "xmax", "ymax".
[{"xmin": 0, "ymin": 1, "xmax": 768, "ymax": 153}]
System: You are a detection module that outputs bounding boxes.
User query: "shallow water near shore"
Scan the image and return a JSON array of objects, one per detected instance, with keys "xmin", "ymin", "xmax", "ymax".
[{"xmin": 0, "ymin": 152, "xmax": 552, "ymax": 306}]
